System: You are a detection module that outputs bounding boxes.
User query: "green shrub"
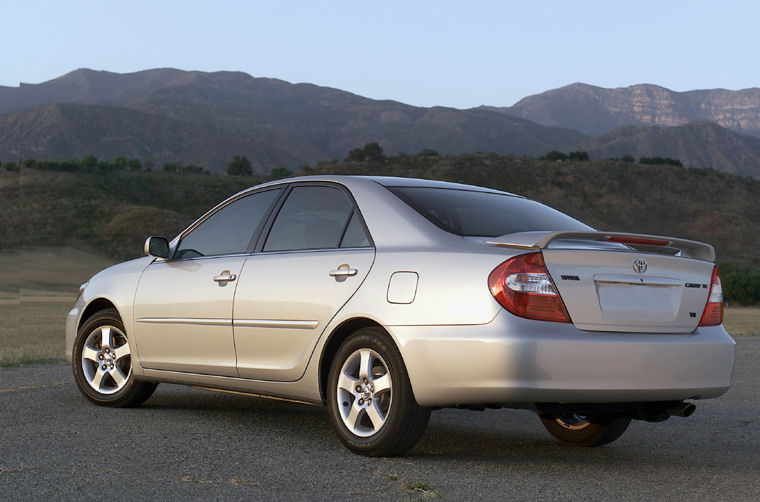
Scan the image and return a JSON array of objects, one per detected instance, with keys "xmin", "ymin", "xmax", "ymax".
[{"xmin": 721, "ymin": 264, "xmax": 760, "ymax": 306}]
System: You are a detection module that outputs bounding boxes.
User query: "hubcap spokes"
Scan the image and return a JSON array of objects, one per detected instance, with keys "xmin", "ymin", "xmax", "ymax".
[
  {"xmin": 81, "ymin": 325, "xmax": 131, "ymax": 395},
  {"xmin": 336, "ymin": 348, "xmax": 392, "ymax": 437}
]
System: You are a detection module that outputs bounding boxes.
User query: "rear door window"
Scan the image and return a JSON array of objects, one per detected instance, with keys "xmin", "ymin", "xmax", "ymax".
[
  {"xmin": 264, "ymin": 185, "xmax": 370, "ymax": 251},
  {"xmin": 340, "ymin": 212, "xmax": 371, "ymax": 248}
]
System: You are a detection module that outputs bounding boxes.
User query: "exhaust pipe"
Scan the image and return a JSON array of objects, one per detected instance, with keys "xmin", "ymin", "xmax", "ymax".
[{"xmin": 666, "ymin": 402, "xmax": 696, "ymax": 417}]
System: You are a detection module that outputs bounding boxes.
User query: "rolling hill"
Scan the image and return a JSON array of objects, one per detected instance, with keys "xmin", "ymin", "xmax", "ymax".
[
  {"xmin": 2, "ymin": 154, "xmax": 759, "ymax": 268},
  {"xmin": 579, "ymin": 121, "xmax": 760, "ymax": 177}
]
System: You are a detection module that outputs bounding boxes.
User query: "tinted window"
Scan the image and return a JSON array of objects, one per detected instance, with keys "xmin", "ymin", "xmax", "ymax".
[
  {"xmin": 176, "ymin": 189, "xmax": 281, "ymax": 258},
  {"xmin": 340, "ymin": 212, "xmax": 371, "ymax": 248},
  {"xmin": 388, "ymin": 187, "xmax": 591, "ymax": 237},
  {"xmin": 264, "ymin": 186, "xmax": 355, "ymax": 251}
]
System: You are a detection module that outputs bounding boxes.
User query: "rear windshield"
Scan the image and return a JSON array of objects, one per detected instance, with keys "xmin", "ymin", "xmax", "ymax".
[{"xmin": 388, "ymin": 187, "xmax": 592, "ymax": 237}]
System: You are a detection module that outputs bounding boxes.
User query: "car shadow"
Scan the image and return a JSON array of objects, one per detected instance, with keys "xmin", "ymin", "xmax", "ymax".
[{"xmin": 73, "ymin": 384, "xmax": 756, "ymax": 472}]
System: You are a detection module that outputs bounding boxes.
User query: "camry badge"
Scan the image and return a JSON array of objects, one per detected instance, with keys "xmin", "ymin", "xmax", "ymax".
[{"xmin": 632, "ymin": 258, "xmax": 648, "ymax": 274}]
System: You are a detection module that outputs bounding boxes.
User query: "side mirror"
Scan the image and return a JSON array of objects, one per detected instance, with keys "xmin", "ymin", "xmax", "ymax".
[{"xmin": 144, "ymin": 236, "xmax": 170, "ymax": 259}]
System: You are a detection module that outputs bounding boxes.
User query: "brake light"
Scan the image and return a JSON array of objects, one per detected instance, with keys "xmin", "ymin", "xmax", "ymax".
[
  {"xmin": 488, "ymin": 252, "xmax": 570, "ymax": 323},
  {"xmin": 607, "ymin": 236, "xmax": 670, "ymax": 246},
  {"xmin": 698, "ymin": 266, "xmax": 723, "ymax": 326}
]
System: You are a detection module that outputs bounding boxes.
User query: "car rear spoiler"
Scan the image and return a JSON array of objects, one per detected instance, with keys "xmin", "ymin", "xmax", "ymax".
[{"xmin": 486, "ymin": 231, "xmax": 715, "ymax": 262}]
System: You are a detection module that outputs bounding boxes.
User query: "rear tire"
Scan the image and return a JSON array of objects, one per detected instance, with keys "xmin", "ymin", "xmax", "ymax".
[
  {"xmin": 540, "ymin": 413, "xmax": 631, "ymax": 446},
  {"xmin": 72, "ymin": 308, "xmax": 157, "ymax": 407},
  {"xmin": 327, "ymin": 327, "xmax": 430, "ymax": 456}
]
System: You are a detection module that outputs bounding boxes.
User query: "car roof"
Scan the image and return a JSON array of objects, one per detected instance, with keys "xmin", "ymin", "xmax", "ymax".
[
  {"xmin": 249, "ymin": 175, "xmax": 519, "ymax": 197},
  {"xmin": 179, "ymin": 175, "xmax": 527, "ymax": 251}
]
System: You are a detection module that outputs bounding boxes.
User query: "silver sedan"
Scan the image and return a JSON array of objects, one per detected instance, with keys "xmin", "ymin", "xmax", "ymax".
[{"xmin": 66, "ymin": 176, "xmax": 735, "ymax": 455}]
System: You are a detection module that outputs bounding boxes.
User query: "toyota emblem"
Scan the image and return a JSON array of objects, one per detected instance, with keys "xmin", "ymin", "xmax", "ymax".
[{"xmin": 632, "ymin": 258, "xmax": 648, "ymax": 274}]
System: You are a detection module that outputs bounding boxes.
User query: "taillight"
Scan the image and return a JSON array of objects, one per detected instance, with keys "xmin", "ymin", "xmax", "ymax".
[
  {"xmin": 488, "ymin": 252, "xmax": 570, "ymax": 323},
  {"xmin": 698, "ymin": 266, "xmax": 723, "ymax": 326}
]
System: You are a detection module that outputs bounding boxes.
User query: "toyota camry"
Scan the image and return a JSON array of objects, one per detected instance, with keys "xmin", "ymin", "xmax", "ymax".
[{"xmin": 66, "ymin": 175, "xmax": 735, "ymax": 456}]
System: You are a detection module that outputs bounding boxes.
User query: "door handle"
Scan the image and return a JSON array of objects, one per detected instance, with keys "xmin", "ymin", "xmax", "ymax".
[
  {"xmin": 329, "ymin": 264, "xmax": 358, "ymax": 277},
  {"xmin": 213, "ymin": 270, "xmax": 237, "ymax": 282}
]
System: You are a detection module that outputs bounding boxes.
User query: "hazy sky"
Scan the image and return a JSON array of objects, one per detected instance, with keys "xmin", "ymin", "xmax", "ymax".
[{"xmin": 2, "ymin": 0, "xmax": 757, "ymax": 108}]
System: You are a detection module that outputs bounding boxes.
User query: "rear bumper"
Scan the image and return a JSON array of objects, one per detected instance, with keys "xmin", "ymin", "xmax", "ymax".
[{"xmin": 391, "ymin": 311, "xmax": 736, "ymax": 407}]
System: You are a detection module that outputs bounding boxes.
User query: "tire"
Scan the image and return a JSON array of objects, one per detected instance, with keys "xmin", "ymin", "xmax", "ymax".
[
  {"xmin": 327, "ymin": 327, "xmax": 430, "ymax": 456},
  {"xmin": 72, "ymin": 308, "xmax": 157, "ymax": 407},
  {"xmin": 540, "ymin": 413, "xmax": 631, "ymax": 446}
]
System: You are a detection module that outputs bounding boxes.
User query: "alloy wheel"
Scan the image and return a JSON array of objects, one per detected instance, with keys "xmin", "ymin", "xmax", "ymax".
[
  {"xmin": 80, "ymin": 325, "xmax": 132, "ymax": 395},
  {"xmin": 335, "ymin": 348, "xmax": 392, "ymax": 437}
]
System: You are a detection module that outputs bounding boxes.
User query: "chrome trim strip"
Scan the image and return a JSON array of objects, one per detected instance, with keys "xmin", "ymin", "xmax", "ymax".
[
  {"xmin": 233, "ymin": 319, "xmax": 319, "ymax": 329},
  {"xmin": 594, "ymin": 275, "xmax": 681, "ymax": 287},
  {"xmin": 136, "ymin": 318, "xmax": 319, "ymax": 329},
  {"xmin": 136, "ymin": 318, "xmax": 232, "ymax": 326},
  {"xmin": 256, "ymin": 247, "xmax": 372, "ymax": 257}
]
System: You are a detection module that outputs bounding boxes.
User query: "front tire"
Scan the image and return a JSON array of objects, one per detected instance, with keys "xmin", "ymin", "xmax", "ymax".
[
  {"xmin": 72, "ymin": 308, "xmax": 157, "ymax": 407},
  {"xmin": 540, "ymin": 413, "xmax": 631, "ymax": 446},
  {"xmin": 327, "ymin": 327, "xmax": 430, "ymax": 456}
]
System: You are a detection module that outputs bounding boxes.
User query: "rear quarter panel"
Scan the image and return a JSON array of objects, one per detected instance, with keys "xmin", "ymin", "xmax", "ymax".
[{"xmin": 338, "ymin": 246, "xmax": 509, "ymax": 327}]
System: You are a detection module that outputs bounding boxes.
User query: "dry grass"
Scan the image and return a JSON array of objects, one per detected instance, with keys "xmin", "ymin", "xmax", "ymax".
[
  {"xmin": 723, "ymin": 307, "xmax": 760, "ymax": 336},
  {"xmin": 0, "ymin": 297, "xmax": 73, "ymax": 365},
  {"xmin": 0, "ymin": 247, "xmax": 115, "ymax": 365}
]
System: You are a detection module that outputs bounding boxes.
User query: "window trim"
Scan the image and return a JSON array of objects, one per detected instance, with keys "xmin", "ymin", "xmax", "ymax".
[{"xmin": 254, "ymin": 181, "xmax": 375, "ymax": 254}]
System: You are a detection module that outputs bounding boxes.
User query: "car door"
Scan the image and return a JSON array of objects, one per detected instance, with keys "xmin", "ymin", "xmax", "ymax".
[
  {"xmin": 132, "ymin": 187, "xmax": 282, "ymax": 376},
  {"xmin": 233, "ymin": 183, "xmax": 375, "ymax": 381}
]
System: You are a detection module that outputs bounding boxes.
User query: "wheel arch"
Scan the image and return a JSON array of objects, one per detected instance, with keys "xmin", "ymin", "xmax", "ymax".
[
  {"xmin": 79, "ymin": 298, "xmax": 120, "ymax": 330},
  {"xmin": 318, "ymin": 317, "xmax": 389, "ymax": 404}
]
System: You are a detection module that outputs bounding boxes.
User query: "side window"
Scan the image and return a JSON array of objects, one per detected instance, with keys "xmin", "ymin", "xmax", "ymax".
[
  {"xmin": 264, "ymin": 186, "xmax": 358, "ymax": 252},
  {"xmin": 340, "ymin": 212, "xmax": 370, "ymax": 248},
  {"xmin": 175, "ymin": 189, "xmax": 281, "ymax": 259}
]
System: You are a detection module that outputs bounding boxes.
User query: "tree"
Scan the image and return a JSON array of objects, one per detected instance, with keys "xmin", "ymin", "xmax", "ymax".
[
  {"xmin": 620, "ymin": 154, "xmax": 635, "ymax": 163},
  {"xmin": 127, "ymin": 159, "xmax": 142, "ymax": 171},
  {"xmin": 418, "ymin": 149, "xmax": 439, "ymax": 157},
  {"xmin": 113, "ymin": 157, "xmax": 127, "ymax": 170},
  {"xmin": 227, "ymin": 155, "xmax": 253, "ymax": 176},
  {"xmin": 542, "ymin": 151, "xmax": 567, "ymax": 161},
  {"xmin": 81, "ymin": 154, "xmax": 98, "ymax": 169},
  {"xmin": 346, "ymin": 142, "xmax": 385, "ymax": 162},
  {"xmin": 567, "ymin": 151, "xmax": 589, "ymax": 161},
  {"xmin": 362, "ymin": 142, "xmax": 385, "ymax": 161},
  {"xmin": 639, "ymin": 156, "xmax": 683, "ymax": 167},
  {"xmin": 346, "ymin": 147, "xmax": 365, "ymax": 162}
]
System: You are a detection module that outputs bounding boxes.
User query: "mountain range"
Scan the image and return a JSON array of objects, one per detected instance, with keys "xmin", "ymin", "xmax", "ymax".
[
  {"xmin": 1, "ymin": 69, "xmax": 759, "ymax": 177},
  {"xmin": 495, "ymin": 82, "xmax": 760, "ymax": 137}
]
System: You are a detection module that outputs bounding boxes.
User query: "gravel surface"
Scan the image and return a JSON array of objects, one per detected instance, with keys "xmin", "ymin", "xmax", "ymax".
[{"xmin": 1, "ymin": 337, "xmax": 758, "ymax": 501}]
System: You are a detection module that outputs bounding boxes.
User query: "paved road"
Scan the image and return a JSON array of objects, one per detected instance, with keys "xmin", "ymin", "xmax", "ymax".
[{"xmin": 2, "ymin": 337, "xmax": 758, "ymax": 501}]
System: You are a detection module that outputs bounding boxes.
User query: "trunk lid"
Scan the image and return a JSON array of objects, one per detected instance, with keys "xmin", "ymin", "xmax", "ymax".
[{"xmin": 487, "ymin": 231, "xmax": 715, "ymax": 333}]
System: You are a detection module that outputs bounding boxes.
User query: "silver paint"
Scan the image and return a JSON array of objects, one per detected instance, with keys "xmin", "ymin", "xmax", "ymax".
[{"xmin": 65, "ymin": 175, "xmax": 735, "ymax": 409}]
